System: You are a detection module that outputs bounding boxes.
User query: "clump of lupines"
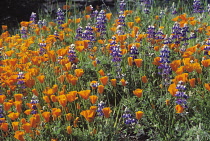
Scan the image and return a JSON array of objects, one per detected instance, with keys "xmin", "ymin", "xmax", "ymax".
[
  {"xmin": 97, "ymin": 101, "xmax": 105, "ymax": 116},
  {"xmin": 118, "ymin": 11, "xmax": 126, "ymax": 26},
  {"xmin": 175, "ymin": 81, "xmax": 188, "ymax": 109},
  {"xmin": 30, "ymin": 95, "xmax": 39, "ymax": 115},
  {"xmin": 130, "ymin": 44, "xmax": 139, "ymax": 60},
  {"xmin": 119, "ymin": 0, "xmax": 126, "ymax": 12},
  {"xmin": 38, "ymin": 41, "xmax": 46, "ymax": 55},
  {"xmin": 192, "ymin": 0, "xmax": 204, "ymax": 13},
  {"xmin": 204, "ymin": 39, "xmax": 210, "ymax": 57},
  {"xmin": 158, "ymin": 45, "xmax": 172, "ymax": 86},
  {"xmin": 20, "ymin": 26, "xmax": 27, "ymax": 38},
  {"xmin": 171, "ymin": 2, "xmax": 177, "ymax": 14},
  {"xmin": 96, "ymin": 10, "xmax": 107, "ymax": 39},
  {"xmin": 68, "ymin": 44, "xmax": 77, "ymax": 63},
  {"xmin": 75, "ymin": 25, "xmax": 83, "ymax": 40},
  {"xmin": 37, "ymin": 19, "xmax": 47, "ymax": 28},
  {"xmin": 29, "ymin": 12, "xmax": 37, "ymax": 27},
  {"xmin": 82, "ymin": 23, "xmax": 95, "ymax": 42},
  {"xmin": 56, "ymin": 8, "xmax": 65, "ymax": 29},
  {"xmin": 122, "ymin": 108, "xmax": 137, "ymax": 125}
]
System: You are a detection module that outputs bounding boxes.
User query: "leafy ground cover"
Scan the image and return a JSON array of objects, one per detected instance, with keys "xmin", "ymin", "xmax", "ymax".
[{"xmin": 0, "ymin": 0, "xmax": 210, "ymax": 140}]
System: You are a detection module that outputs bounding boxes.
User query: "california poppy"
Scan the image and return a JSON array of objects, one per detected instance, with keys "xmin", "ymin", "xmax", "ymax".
[
  {"xmin": 42, "ymin": 112, "xmax": 51, "ymax": 122},
  {"xmin": 133, "ymin": 89, "xmax": 143, "ymax": 98},
  {"xmin": 0, "ymin": 95, "xmax": 6, "ymax": 103},
  {"xmin": 168, "ymin": 83, "xmax": 178, "ymax": 96},
  {"xmin": 66, "ymin": 113, "xmax": 72, "ymax": 121},
  {"xmin": 141, "ymin": 76, "xmax": 148, "ymax": 83},
  {"xmin": 12, "ymin": 122, "xmax": 19, "ymax": 131},
  {"xmin": 102, "ymin": 107, "xmax": 112, "ymax": 118},
  {"xmin": 135, "ymin": 111, "xmax": 144, "ymax": 120},
  {"xmin": 80, "ymin": 110, "xmax": 96, "ymax": 122},
  {"xmin": 67, "ymin": 126, "xmax": 72, "ymax": 134},
  {"xmin": 98, "ymin": 85, "xmax": 104, "ymax": 94},
  {"xmin": 14, "ymin": 131, "xmax": 25, "ymax": 141},
  {"xmin": 204, "ymin": 83, "xmax": 210, "ymax": 91},
  {"xmin": 134, "ymin": 59, "xmax": 143, "ymax": 67},
  {"xmin": 175, "ymin": 105, "xmax": 184, "ymax": 113},
  {"xmin": 78, "ymin": 90, "xmax": 91, "ymax": 100},
  {"xmin": 100, "ymin": 76, "xmax": 109, "ymax": 85},
  {"xmin": 89, "ymin": 95, "xmax": 98, "ymax": 104}
]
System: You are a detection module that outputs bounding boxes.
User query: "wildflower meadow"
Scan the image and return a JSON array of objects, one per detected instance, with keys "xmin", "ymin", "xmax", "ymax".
[{"xmin": 0, "ymin": 0, "xmax": 210, "ymax": 140}]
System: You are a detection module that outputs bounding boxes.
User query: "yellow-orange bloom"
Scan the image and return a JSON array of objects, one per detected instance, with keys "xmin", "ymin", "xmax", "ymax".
[
  {"xmin": 67, "ymin": 126, "xmax": 72, "ymax": 134},
  {"xmin": 14, "ymin": 131, "xmax": 25, "ymax": 141},
  {"xmin": 89, "ymin": 95, "xmax": 98, "ymax": 104},
  {"xmin": 98, "ymin": 85, "xmax": 104, "ymax": 94},
  {"xmin": 133, "ymin": 89, "xmax": 143, "ymax": 98},
  {"xmin": 102, "ymin": 107, "xmax": 112, "ymax": 118},
  {"xmin": 78, "ymin": 90, "xmax": 91, "ymax": 100},
  {"xmin": 135, "ymin": 111, "xmax": 144, "ymax": 120},
  {"xmin": 80, "ymin": 110, "xmax": 96, "ymax": 122},
  {"xmin": 175, "ymin": 105, "xmax": 184, "ymax": 113},
  {"xmin": 141, "ymin": 76, "xmax": 148, "ymax": 83},
  {"xmin": 100, "ymin": 76, "xmax": 109, "ymax": 85}
]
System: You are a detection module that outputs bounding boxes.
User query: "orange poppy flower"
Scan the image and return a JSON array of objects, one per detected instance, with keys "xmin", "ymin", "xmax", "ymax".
[
  {"xmin": 170, "ymin": 60, "xmax": 181, "ymax": 72},
  {"xmin": 37, "ymin": 75, "xmax": 45, "ymax": 83},
  {"xmin": 73, "ymin": 117, "xmax": 79, "ymax": 127},
  {"xmin": 141, "ymin": 76, "xmax": 148, "ymax": 83},
  {"xmin": 67, "ymin": 126, "xmax": 72, "ymax": 134},
  {"xmin": 120, "ymin": 79, "xmax": 127, "ymax": 86},
  {"xmin": 78, "ymin": 90, "xmax": 91, "ymax": 100},
  {"xmin": 2, "ymin": 25, "xmax": 7, "ymax": 30},
  {"xmin": 175, "ymin": 105, "xmax": 184, "ymax": 113},
  {"xmin": 57, "ymin": 95, "xmax": 67, "ymax": 107},
  {"xmin": 110, "ymin": 79, "xmax": 117, "ymax": 87},
  {"xmin": 97, "ymin": 85, "xmax": 104, "ymax": 94},
  {"xmin": 106, "ymin": 13, "xmax": 112, "ymax": 20},
  {"xmin": 66, "ymin": 113, "xmax": 72, "ymax": 121},
  {"xmin": 0, "ymin": 123, "xmax": 8, "ymax": 132},
  {"xmin": 32, "ymin": 89, "xmax": 38, "ymax": 96},
  {"xmin": 201, "ymin": 59, "xmax": 210, "ymax": 67},
  {"xmin": 128, "ymin": 57, "xmax": 133, "ymax": 66},
  {"xmin": 135, "ymin": 17, "xmax": 141, "ymax": 23},
  {"xmin": 100, "ymin": 76, "xmax": 108, "ymax": 85},
  {"xmin": 80, "ymin": 110, "xmax": 96, "ymax": 122},
  {"xmin": 63, "ymin": 5, "xmax": 70, "ymax": 10},
  {"xmin": 70, "ymin": 76, "xmax": 78, "ymax": 86},
  {"xmin": 14, "ymin": 131, "xmax": 25, "ymax": 141},
  {"xmin": 152, "ymin": 57, "xmax": 161, "ymax": 66},
  {"xmin": 43, "ymin": 96, "xmax": 50, "ymax": 103},
  {"xmin": 168, "ymin": 83, "xmax": 178, "ymax": 96},
  {"xmin": 24, "ymin": 110, "xmax": 31, "ymax": 115},
  {"xmin": 204, "ymin": 83, "xmax": 210, "ymax": 91},
  {"xmin": 52, "ymin": 108, "xmax": 62, "ymax": 119},
  {"xmin": 12, "ymin": 122, "xmax": 19, "ymax": 131},
  {"xmin": 102, "ymin": 107, "xmax": 112, "ymax": 118},
  {"xmin": 42, "ymin": 112, "xmax": 51, "ymax": 122},
  {"xmin": 22, "ymin": 123, "xmax": 31, "ymax": 133},
  {"xmin": 3, "ymin": 102, "xmax": 12, "ymax": 111},
  {"xmin": 66, "ymin": 91, "xmax": 78, "ymax": 102},
  {"xmin": 134, "ymin": 59, "xmax": 143, "ymax": 67},
  {"xmin": 14, "ymin": 101, "xmax": 22, "ymax": 113},
  {"xmin": 75, "ymin": 69, "xmax": 84, "ymax": 77},
  {"xmin": 127, "ymin": 22, "xmax": 134, "ymax": 29},
  {"xmin": 89, "ymin": 95, "xmax": 98, "ymax": 104},
  {"xmin": 0, "ymin": 95, "xmax": 6, "ymax": 103},
  {"xmin": 8, "ymin": 112, "xmax": 20, "ymax": 120},
  {"xmin": 133, "ymin": 89, "xmax": 143, "ymax": 98},
  {"xmin": 135, "ymin": 111, "xmax": 144, "ymax": 120},
  {"xmin": 189, "ymin": 78, "xmax": 196, "ymax": 88},
  {"xmin": 98, "ymin": 69, "xmax": 105, "ymax": 76},
  {"xmin": 165, "ymin": 99, "xmax": 170, "ymax": 105}
]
